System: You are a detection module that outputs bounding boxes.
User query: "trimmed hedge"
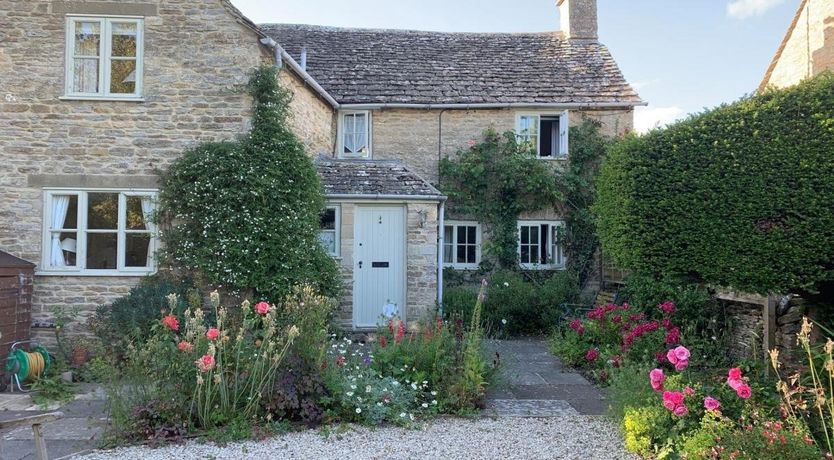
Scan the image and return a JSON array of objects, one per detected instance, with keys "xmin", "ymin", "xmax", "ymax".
[{"xmin": 596, "ymin": 73, "xmax": 834, "ymax": 294}]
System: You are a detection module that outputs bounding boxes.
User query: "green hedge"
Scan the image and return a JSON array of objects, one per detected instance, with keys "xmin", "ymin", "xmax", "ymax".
[{"xmin": 596, "ymin": 74, "xmax": 834, "ymax": 294}]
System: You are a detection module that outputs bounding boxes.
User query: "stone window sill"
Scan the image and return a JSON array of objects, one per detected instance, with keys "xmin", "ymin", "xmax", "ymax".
[
  {"xmin": 36, "ymin": 269, "xmax": 156, "ymax": 277},
  {"xmin": 59, "ymin": 96, "xmax": 145, "ymax": 103}
]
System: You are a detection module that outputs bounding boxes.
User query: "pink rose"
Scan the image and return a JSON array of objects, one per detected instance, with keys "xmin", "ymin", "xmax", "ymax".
[
  {"xmin": 255, "ymin": 301, "xmax": 270, "ymax": 315},
  {"xmin": 673, "ymin": 404, "xmax": 688, "ymax": 417},
  {"xmin": 704, "ymin": 396, "xmax": 721, "ymax": 411},
  {"xmin": 728, "ymin": 378, "xmax": 743, "ymax": 391},
  {"xmin": 666, "ymin": 349, "xmax": 679, "ymax": 364},
  {"xmin": 736, "ymin": 384, "xmax": 752, "ymax": 399},
  {"xmin": 684, "ymin": 386, "xmax": 695, "ymax": 396},
  {"xmin": 673, "ymin": 346, "xmax": 691, "ymax": 362},
  {"xmin": 662, "ymin": 393, "xmax": 676, "ymax": 411},
  {"xmin": 177, "ymin": 341, "xmax": 193, "ymax": 353},
  {"xmin": 728, "ymin": 367, "xmax": 743, "ymax": 381},
  {"xmin": 675, "ymin": 359, "xmax": 689, "ymax": 371},
  {"xmin": 649, "ymin": 369, "xmax": 666, "ymax": 391},
  {"xmin": 586, "ymin": 349, "xmax": 599, "ymax": 362},
  {"xmin": 206, "ymin": 328, "xmax": 220, "ymax": 341},
  {"xmin": 196, "ymin": 354, "xmax": 215, "ymax": 373}
]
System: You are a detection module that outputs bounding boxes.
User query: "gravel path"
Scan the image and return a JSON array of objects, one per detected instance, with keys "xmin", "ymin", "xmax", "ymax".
[{"xmin": 78, "ymin": 416, "xmax": 635, "ymax": 460}]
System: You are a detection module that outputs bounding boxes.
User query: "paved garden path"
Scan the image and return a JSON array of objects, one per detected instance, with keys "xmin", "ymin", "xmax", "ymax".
[{"xmin": 483, "ymin": 339, "xmax": 608, "ymax": 417}]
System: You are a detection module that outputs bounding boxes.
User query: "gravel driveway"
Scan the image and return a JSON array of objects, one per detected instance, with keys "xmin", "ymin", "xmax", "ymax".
[{"xmin": 78, "ymin": 416, "xmax": 635, "ymax": 460}]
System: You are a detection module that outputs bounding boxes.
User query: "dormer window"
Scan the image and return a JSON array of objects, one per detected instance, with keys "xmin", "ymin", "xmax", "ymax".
[
  {"xmin": 64, "ymin": 17, "xmax": 144, "ymax": 100},
  {"xmin": 338, "ymin": 111, "xmax": 371, "ymax": 158},
  {"xmin": 516, "ymin": 111, "xmax": 569, "ymax": 158}
]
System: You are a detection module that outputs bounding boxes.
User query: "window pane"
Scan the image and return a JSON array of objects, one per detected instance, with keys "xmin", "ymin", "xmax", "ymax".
[
  {"xmin": 320, "ymin": 208, "xmax": 336, "ymax": 230},
  {"xmin": 466, "ymin": 245, "xmax": 476, "ymax": 264},
  {"xmin": 125, "ymin": 233, "xmax": 150, "ymax": 267},
  {"xmin": 50, "ymin": 195, "xmax": 78, "ymax": 230},
  {"xmin": 520, "ymin": 245, "xmax": 530, "ymax": 264},
  {"xmin": 110, "ymin": 59, "xmax": 136, "ymax": 94},
  {"xmin": 73, "ymin": 58, "xmax": 99, "ymax": 93},
  {"xmin": 88, "ymin": 193, "xmax": 119, "ymax": 229},
  {"xmin": 110, "ymin": 22, "xmax": 137, "ymax": 57},
  {"xmin": 55, "ymin": 231, "xmax": 78, "ymax": 267},
  {"xmin": 125, "ymin": 196, "xmax": 148, "ymax": 230},
  {"xmin": 74, "ymin": 22, "xmax": 100, "ymax": 56},
  {"xmin": 318, "ymin": 231, "xmax": 336, "ymax": 254},
  {"xmin": 520, "ymin": 226, "xmax": 529, "ymax": 244},
  {"xmin": 86, "ymin": 233, "xmax": 117, "ymax": 269},
  {"xmin": 456, "ymin": 245, "xmax": 466, "ymax": 264},
  {"xmin": 457, "ymin": 226, "xmax": 467, "ymax": 245},
  {"xmin": 443, "ymin": 226, "xmax": 453, "ymax": 263},
  {"xmin": 467, "ymin": 226, "xmax": 476, "ymax": 244}
]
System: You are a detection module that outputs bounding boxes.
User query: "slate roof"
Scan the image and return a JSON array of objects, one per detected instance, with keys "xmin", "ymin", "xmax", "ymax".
[
  {"xmin": 316, "ymin": 158, "xmax": 444, "ymax": 198},
  {"xmin": 0, "ymin": 251, "xmax": 35, "ymax": 269},
  {"xmin": 259, "ymin": 24, "xmax": 642, "ymax": 106}
]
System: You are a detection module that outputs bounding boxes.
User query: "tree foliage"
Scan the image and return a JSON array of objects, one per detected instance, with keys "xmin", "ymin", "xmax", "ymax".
[
  {"xmin": 157, "ymin": 66, "xmax": 340, "ymax": 300},
  {"xmin": 595, "ymin": 73, "xmax": 834, "ymax": 294}
]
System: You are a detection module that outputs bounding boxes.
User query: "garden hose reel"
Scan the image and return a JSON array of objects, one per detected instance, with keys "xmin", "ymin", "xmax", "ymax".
[{"xmin": 4, "ymin": 341, "xmax": 52, "ymax": 392}]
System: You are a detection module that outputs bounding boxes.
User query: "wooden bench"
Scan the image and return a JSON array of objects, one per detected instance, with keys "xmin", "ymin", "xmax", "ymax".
[{"xmin": 0, "ymin": 411, "xmax": 63, "ymax": 460}]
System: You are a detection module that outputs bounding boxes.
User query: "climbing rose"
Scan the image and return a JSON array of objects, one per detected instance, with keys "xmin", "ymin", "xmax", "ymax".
[
  {"xmin": 586, "ymin": 349, "xmax": 599, "ymax": 362},
  {"xmin": 704, "ymin": 396, "xmax": 721, "ymax": 411},
  {"xmin": 177, "ymin": 341, "xmax": 193, "ymax": 353},
  {"xmin": 736, "ymin": 384, "xmax": 752, "ymax": 399},
  {"xmin": 162, "ymin": 314, "xmax": 179, "ymax": 331},
  {"xmin": 196, "ymin": 354, "xmax": 215, "ymax": 373},
  {"xmin": 649, "ymin": 369, "xmax": 666, "ymax": 391},
  {"xmin": 255, "ymin": 301, "xmax": 270, "ymax": 315}
]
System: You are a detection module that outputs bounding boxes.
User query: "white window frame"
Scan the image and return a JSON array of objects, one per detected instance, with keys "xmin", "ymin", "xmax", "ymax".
[
  {"xmin": 443, "ymin": 221, "xmax": 481, "ymax": 269},
  {"xmin": 63, "ymin": 16, "xmax": 144, "ymax": 101},
  {"xmin": 517, "ymin": 220, "xmax": 566, "ymax": 270},
  {"xmin": 319, "ymin": 205, "xmax": 341, "ymax": 257},
  {"xmin": 515, "ymin": 111, "xmax": 569, "ymax": 158},
  {"xmin": 337, "ymin": 110, "xmax": 372, "ymax": 158},
  {"xmin": 39, "ymin": 189, "xmax": 158, "ymax": 276}
]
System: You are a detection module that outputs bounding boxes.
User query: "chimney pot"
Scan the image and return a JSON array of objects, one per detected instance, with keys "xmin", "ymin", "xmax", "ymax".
[{"xmin": 557, "ymin": 0, "xmax": 598, "ymax": 41}]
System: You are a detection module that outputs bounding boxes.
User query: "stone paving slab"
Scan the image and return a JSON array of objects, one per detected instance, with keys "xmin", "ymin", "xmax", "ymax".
[{"xmin": 485, "ymin": 399, "xmax": 579, "ymax": 417}]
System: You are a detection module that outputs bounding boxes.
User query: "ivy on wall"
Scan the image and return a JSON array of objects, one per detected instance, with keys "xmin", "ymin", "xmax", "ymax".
[
  {"xmin": 595, "ymin": 73, "xmax": 834, "ymax": 295},
  {"xmin": 157, "ymin": 66, "xmax": 340, "ymax": 300},
  {"xmin": 439, "ymin": 120, "xmax": 610, "ymax": 279}
]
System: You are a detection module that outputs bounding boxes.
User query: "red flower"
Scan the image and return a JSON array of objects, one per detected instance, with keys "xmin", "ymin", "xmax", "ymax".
[
  {"xmin": 196, "ymin": 354, "xmax": 215, "ymax": 372},
  {"xmin": 659, "ymin": 301, "xmax": 676, "ymax": 316},
  {"xmin": 394, "ymin": 320, "xmax": 406, "ymax": 344},
  {"xmin": 728, "ymin": 367, "xmax": 743, "ymax": 381},
  {"xmin": 378, "ymin": 336, "xmax": 387, "ymax": 348},
  {"xmin": 162, "ymin": 314, "xmax": 179, "ymax": 331},
  {"xmin": 665, "ymin": 328, "xmax": 681, "ymax": 345},
  {"xmin": 586, "ymin": 349, "xmax": 599, "ymax": 362},
  {"xmin": 206, "ymin": 328, "xmax": 220, "ymax": 341},
  {"xmin": 336, "ymin": 356, "xmax": 346, "ymax": 367},
  {"xmin": 177, "ymin": 341, "xmax": 193, "ymax": 353}
]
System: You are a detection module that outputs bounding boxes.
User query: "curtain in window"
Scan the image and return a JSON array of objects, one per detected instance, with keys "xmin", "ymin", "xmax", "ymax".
[
  {"xmin": 73, "ymin": 22, "xmax": 100, "ymax": 93},
  {"xmin": 50, "ymin": 196, "xmax": 70, "ymax": 267},
  {"xmin": 140, "ymin": 196, "xmax": 154, "ymax": 265},
  {"xmin": 354, "ymin": 115, "xmax": 367, "ymax": 152},
  {"xmin": 343, "ymin": 115, "xmax": 356, "ymax": 153}
]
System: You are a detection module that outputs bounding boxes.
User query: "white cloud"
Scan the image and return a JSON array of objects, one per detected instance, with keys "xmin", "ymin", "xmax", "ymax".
[
  {"xmin": 726, "ymin": 0, "xmax": 786, "ymax": 19},
  {"xmin": 634, "ymin": 106, "xmax": 685, "ymax": 134}
]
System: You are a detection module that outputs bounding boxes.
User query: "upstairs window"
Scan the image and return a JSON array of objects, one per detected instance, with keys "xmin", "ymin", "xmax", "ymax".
[
  {"xmin": 443, "ymin": 221, "xmax": 481, "ymax": 269},
  {"xmin": 319, "ymin": 206, "xmax": 340, "ymax": 257},
  {"xmin": 516, "ymin": 112, "xmax": 569, "ymax": 158},
  {"xmin": 64, "ymin": 17, "xmax": 144, "ymax": 99},
  {"xmin": 42, "ymin": 190, "xmax": 157, "ymax": 275},
  {"xmin": 518, "ymin": 220, "xmax": 566, "ymax": 270},
  {"xmin": 339, "ymin": 111, "xmax": 371, "ymax": 158}
]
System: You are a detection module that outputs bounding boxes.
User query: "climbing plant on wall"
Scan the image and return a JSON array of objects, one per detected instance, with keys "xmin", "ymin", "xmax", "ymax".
[
  {"xmin": 439, "ymin": 121, "xmax": 611, "ymax": 277},
  {"xmin": 157, "ymin": 66, "xmax": 340, "ymax": 300}
]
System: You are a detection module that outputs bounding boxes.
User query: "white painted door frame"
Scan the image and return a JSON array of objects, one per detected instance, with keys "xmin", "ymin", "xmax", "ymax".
[{"xmin": 352, "ymin": 205, "xmax": 407, "ymax": 329}]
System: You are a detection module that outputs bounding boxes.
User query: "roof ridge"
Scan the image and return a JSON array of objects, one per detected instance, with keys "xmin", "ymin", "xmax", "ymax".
[{"xmin": 259, "ymin": 23, "xmax": 565, "ymax": 38}]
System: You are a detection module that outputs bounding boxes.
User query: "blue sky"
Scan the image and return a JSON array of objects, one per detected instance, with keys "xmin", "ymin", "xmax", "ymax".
[{"xmin": 232, "ymin": 0, "xmax": 800, "ymax": 132}]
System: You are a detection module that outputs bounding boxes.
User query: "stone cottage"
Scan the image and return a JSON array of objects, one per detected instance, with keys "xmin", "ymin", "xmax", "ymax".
[
  {"xmin": 760, "ymin": 0, "xmax": 834, "ymax": 90},
  {"xmin": 0, "ymin": 0, "xmax": 641, "ymax": 337}
]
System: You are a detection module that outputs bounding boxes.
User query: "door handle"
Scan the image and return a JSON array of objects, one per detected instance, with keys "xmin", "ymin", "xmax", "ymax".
[{"xmin": 358, "ymin": 261, "xmax": 363, "ymax": 269}]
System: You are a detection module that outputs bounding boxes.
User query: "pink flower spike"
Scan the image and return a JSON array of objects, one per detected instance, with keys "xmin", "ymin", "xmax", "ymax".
[{"xmin": 704, "ymin": 396, "xmax": 721, "ymax": 411}]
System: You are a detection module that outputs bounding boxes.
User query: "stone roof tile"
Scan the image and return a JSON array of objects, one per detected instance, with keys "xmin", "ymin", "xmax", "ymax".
[{"xmin": 316, "ymin": 158, "xmax": 443, "ymax": 198}]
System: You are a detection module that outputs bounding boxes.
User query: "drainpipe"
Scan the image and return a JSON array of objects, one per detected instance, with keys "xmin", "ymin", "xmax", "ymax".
[{"xmin": 437, "ymin": 200, "xmax": 445, "ymax": 316}]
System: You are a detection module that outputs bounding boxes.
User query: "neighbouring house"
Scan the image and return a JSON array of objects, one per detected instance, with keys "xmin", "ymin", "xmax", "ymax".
[
  {"xmin": 0, "ymin": 0, "xmax": 640, "ymax": 339},
  {"xmin": 760, "ymin": 0, "xmax": 834, "ymax": 90}
]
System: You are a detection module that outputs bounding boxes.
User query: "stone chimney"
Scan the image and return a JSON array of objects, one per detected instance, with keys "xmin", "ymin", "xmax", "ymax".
[{"xmin": 557, "ymin": 0, "xmax": 598, "ymax": 41}]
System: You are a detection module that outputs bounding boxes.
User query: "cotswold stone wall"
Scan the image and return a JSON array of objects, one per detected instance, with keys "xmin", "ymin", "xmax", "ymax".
[
  {"xmin": 369, "ymin": 107, "xmax": 633, "ymax": 182},
  {"xmin": 331, "ymin": 201, "xmax": 438, "ymax": 330},
  {"xmin": 0, "ymin": 0, "xmax": 331, "ymax": 336},
  {"xmin": 763, "ymin": 0, "xmax": 834, "ymax": 89},
  {"xmin": 721, "ymin": 295, "xmax": 810, "ymax": 365}
]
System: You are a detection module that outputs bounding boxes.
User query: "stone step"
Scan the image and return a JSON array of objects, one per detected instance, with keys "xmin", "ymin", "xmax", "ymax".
[{"xmin": 483, "ymin": 399, "xmax": 579, "ymax": 417}]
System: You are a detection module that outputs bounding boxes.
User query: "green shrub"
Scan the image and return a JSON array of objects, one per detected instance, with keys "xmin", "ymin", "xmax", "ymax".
[
  {"xmin": 538, "ymin": 270, "xmax": 581, "ymax": 326},
  {"xmin": 441, "ymin": 285, "xmax": 479, "ymax": 325},
  {"xmin": 622, "ymin": 404, "xmax": 675, "ymax": 456},
  {"xmin": 90, "ymin": 274, "xmax": 201, "ymax": 356},
  {"xmin": 596, "ymin": 73, "xmax": 834, "ymax": 294},
  {"xmin": 157, "ymin": 66, "xmax": 340, "ymax": 300}
]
